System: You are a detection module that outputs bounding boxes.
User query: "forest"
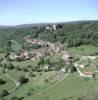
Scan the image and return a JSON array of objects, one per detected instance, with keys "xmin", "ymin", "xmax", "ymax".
[{"xmin": 0, "ymin": 20, "xmax": 98, "ymax": 52}]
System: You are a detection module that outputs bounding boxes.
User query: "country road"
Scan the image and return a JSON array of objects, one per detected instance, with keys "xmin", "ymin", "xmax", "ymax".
[{"xmin": 5, "ymin": 73, "xmax": 20, "ymax": 93}]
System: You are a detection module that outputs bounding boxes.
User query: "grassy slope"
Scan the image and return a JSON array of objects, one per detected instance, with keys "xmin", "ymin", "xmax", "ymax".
[
  {"xmin": 5, "ymin": 71, "xmax": 59, "ymax": 100},
  {"xmin": 1, "ymin": 45, "xmax": 98, "ymax": 99},
  {"xmin": 0, "ymin": 73, "xmax": 15, "ymax": 94},
  {"xmin": 0, "ymin": 53, "xmax": 16, "ymax": 94},
  {"xmin": 68, "ymin": 45, "xmax": 98, "ymax": 56},
  {"xmin": 25, "ymin": 72, "xmax": 98, "ymax": 100},
  {"xmin": 12, "ymin": 59, "xmax": 38, "ymax": 68},
  {"xmin": 0, "ymin": 52, "xmax": 62, "ymax": 99},
  {"xmin": 7, "ymin": 70, "xmax": 27, "ymax": 81},
  {"xmin": 1, "ymin": 59, "xmax": 38, "ymax": 69}
]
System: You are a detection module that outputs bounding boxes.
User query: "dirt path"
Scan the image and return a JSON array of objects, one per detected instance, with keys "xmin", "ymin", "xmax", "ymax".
[
  {"xmin": 5, "ymin": 73, "xmax": 20, "ymax": 93},
  {"xmin": 82, "ymin": 56, "xmax": 98, "ymax": 60},
  {"xmin": 43, "ymin": 71, "xmax": 70, "ymax": 91}
]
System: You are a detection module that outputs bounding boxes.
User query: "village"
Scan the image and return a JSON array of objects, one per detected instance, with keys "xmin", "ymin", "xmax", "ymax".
[
  {"xmin": 0, "ymin": 25, "xmax": 98, "ymax": 100},
  {"xmin": 0, "ymin": 37, "xmax": 98, "ymax": 100},
  {"xmin": 8, "ymin": 36, "xmax": 98, "ymax": 79},
  {"xmin": 9, "ymin": 36, "xmax": 64, "ymax": 61}
]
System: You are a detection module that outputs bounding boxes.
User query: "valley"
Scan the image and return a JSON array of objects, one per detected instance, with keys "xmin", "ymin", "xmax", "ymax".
[{"xmin": 0, "ymin": 21, "xmax": 98, "ymax": 100}]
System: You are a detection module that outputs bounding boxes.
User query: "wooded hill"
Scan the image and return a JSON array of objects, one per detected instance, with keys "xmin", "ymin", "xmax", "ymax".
[{"xmin": 0, "ymin": 20, "xmax": 98, "ymax": 52}]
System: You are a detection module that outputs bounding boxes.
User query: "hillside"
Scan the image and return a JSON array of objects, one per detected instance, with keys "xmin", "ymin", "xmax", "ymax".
[
  {"xmin": 0, "ymin": 20, "xmax": 98, "ymax": 52},
  {"xmin": 0, "ymin": 20, "xmax": 98, "ymax": 100},
  {"xmin": 24, "ymin": 72, "xmax": 98, "ymax": 100}
]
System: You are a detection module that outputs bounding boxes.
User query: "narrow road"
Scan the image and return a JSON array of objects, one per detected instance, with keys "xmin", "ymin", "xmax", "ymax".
[
  {"xmin": 74, "ymin": 62, "xmax": 93, "ymax": 78},
  {"xmin": 5, "ymin": 73, "xmax": 20, "ymax": 93},
  {"xmin": 82, "ymin": 55, "xmax": 98, "ymax": 60}
]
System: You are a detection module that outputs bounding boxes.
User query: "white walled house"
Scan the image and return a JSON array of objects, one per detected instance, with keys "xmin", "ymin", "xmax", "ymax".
[
  {"xmin": 9, "ymin": 52, "xmax": 18, "ymax": 60},
  {"xmin": 62, "ymin": 52, "xmax": 73, "ymax": 61}
]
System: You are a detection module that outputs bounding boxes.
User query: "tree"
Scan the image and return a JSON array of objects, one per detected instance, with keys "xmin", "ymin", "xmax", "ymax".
[
  {"xmin": 7, "ymin": 40, "xmax": 12, "ymax": 47},
  {"xmin": 11, "ymin": 96, "xmax": 24, "ymax": 100},
  {"xmin": 19, "ymin": 76, "xmax": 29, "ymax": 85},
  {"xmin": 7, "ymin": 40, "xmax": 13, "ymax": 52},
  {"xmin": 0, "ymin": 90, "xmax": 9, "ymax": 97},
  {"xmin": 29, "ymin": 72, "xmax": 36, "ymax": 77},
  {"xmin": 11, "ymin": 96, "xmax": 19, "ymax": 100},
  {"xmin": 69, "ymin": 63, "xmax": 76, "ymax": 73},
  {"xmin": 44, "ymin": 79, "xmax": 49, "ymax": 84},
  {"xmin": 56, "ymin": 24, "xmax": 63, "ymax": 29},
  {"xmin": 7, "ymin": 63, "xmax": 14, "ymax": 70},
  {"xmin": 0, "ymin": 79, "xmax": 6, "ymax": 85},
  {"xmin": 38, "ymin": 57, "xmax": 44, "ymax": 65},
  {"xmin": 70, "ymin": 65, "xmax": 76, "ymax": 73}
]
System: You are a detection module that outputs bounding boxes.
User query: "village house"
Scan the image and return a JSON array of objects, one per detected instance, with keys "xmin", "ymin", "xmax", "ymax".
[
  {"xmin": 62, "ymin": 52, "xmax": 73, "ymax": 61},
  {"xmin": 79, "ymin": 64, "xmax": 85, "ymax": 68},
  {"xmin": 19, "ymin": 50, "xmax": 30, "ymax": 59},
  {"xmin": 44, "ymin": 65, "xmax": 49, "ymax": 71},
  {"xmin": 46, "ymin": 26, "xmax": 51, "ymax": 30},
  {"xmin": 46, "ymin": 43, "xmax": 64, "ymax": 54},
  {"xmin": 34, "ymin": 50, "xmax": 45, "ymax": 60},
  {"xmin": 54, "ymin": 43, "xmax": 64, "ymax": 53},
  {"xmin": 84, "ymin": 71, "xmax": 95, "ymax": 78},
  {"xmin": 9, "ymin": 52, "xmax": 18, "ymax": 60},
  {"xmin": 75, "ymin": 63, "xmax": 85, "ymax": 68},
  {"xmin": 59, "ymin": 67, "xmax": 68, "ymax": 79}
]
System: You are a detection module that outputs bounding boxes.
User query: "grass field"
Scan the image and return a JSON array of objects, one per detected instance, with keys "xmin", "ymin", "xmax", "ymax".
[
  {"xmin": 24, "ymin": 72, "xmax": 98, "ymax": 100},
  {"xmin": 0, "ymin": 73, "xmax": 16, "ymax": 94},
  {"xmin": 2, "ymin": 59, "xmax": 38, "ymax": 69},
  {"xmin": 1, "ymin": 68, "xmax": 98, "ymax": 100},
  {"xmin": 4, "ymin": 71, "xmax": 59, "ymax": 100},
  {"xmin": 0, "ymin": 45, "xmax": 98, "ymax": 100},
  {"xmin": 7, "ymin": 70, "xmax": 27, "ymax": 81},
  {"xmin": 68, "ymin": 45, "xmax": 98, "ymax": 56}
]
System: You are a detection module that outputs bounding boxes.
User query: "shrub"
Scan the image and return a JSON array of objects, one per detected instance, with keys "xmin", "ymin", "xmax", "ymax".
[
  {"xmin": 23, "ymin": 67, "xmax": 29, "ymax": 72},
  {"xmin": 27, "ymin": 92, "xmax": 32, "ymax": 96},
  {"xmin": 44, "ymin": 79, "xmax": 49, "ymax": 83},
  {"xmin": 36, "ymin": 68, "xmax": 42, "ymax": 72},
  {"xmin": 39, "ymin": 73, "xmax": 42, "ymax": 76},
  {"xmin": 30, "ymin": 73, "xmax": 36, "ymax": 77},
  {"xmin": 15, "ymin": 66, "xmax": 22, "ymax": 71},
  {"xmin": 0, "ymin": 90, "xmax": 9, "ymax": 97},
  {"xmin": 11, "ymin": 96, "xmax": 19, "ymax": 100},
  {"xmin": 27, "ymin": 65, "xmax": 32, "ymax": 68},
  {"xmin": 0, "ymin": 79, "xmax": 6, "ymax": 85},
  {"xmin": 70, "ymin": 64, "xmax": 77, "ymax": 73},
  {"xmin": 62, "ymin": 97, "xmax": 68, "ymax": 100},
  {"xmin": 11, "ymin": 96, "xmax": 24, "ymax": 100},
  {"xmin": 19, "ymin": 76, "xmax": 29, "ymax": 85}
]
